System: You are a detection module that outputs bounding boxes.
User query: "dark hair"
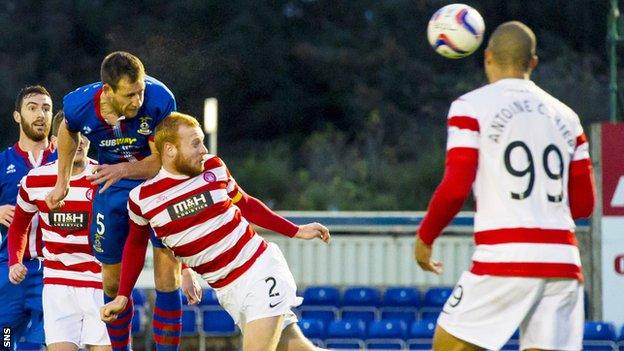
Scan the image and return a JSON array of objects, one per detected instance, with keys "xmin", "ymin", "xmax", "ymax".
[
  {"xmin": 15, "ymin": 85, "xmax": 51, "ymax": 112},
  {"xmin": 100, "ymin": 51, "xmax": 145, "ymax": 90},
  {"xmin": 51, "ymin": 110, "xmax": 65, "ymax": 137}
]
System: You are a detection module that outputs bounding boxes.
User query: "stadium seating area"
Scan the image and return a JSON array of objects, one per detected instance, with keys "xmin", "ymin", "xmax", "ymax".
[{"xmin": 130, "ymin": 286, "xmax": 624, "ymax": 351}]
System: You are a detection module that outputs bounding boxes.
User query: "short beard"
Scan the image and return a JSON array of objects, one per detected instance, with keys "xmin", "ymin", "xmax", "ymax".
[
  {"xmin": 174, "ymin": 155, "xmax": 203, "ymax": 177},
  {"xmin": 21, "ymin": 122, "xmax": 49, "ymax": 142}
]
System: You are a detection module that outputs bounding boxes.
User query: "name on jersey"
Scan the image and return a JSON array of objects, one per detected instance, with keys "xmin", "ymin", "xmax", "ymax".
[
  {"xmin": 99, "ymin": 137, "xmax": 137, "ymax": 147},
  {"xmin": 487, "ymin": 100, "xmax": 575, "ymax": 147},
  {"xmin": 167, "ymin": 191, "xmax": 214, "ymax": 220},
  {"xmin": 49, "ymin": 211, "xmax": 89, "ymax": 229}
]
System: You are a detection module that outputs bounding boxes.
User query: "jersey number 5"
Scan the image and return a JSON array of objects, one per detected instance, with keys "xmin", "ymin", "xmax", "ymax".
[{"xmin": 504, "ymin": 141, "xmax": 563, "ymax": 202}]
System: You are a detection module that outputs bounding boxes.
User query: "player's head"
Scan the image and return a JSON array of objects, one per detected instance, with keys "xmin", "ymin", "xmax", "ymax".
[
  {"xmin": 484, "ymin": 21, "xmax": 538, "ymax": 82},
  {"xmin": 73, "ymin": 133, "xmax": 91, "ymax": 167},
  {"xmin": 155, "ymin": 112, "xmax": 208, "ymax": 177},
  {"xmin": 101, "ymin": 51, "xmax": 146, "ymax": 118},
  {"xmin": 49, "ymin": 109, "xmax": 65, "ymax": 148},
  {"xmin": 13, "ymin": 85, "xmax": 53, "ymax": 142}
]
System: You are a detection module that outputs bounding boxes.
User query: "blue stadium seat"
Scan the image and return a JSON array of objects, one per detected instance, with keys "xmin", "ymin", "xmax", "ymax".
[
  {"xmin": 409, "ymin": 319, "xmax": 436, "ymax": 338},
  {"xmin": 380, "ymin": 307, "xmax": 418, "ymax": 325},
  {"xmin": 383, "ymin": 287, "xmax": 422, "ymax": 308},
  {"xmin": 366, "ymin": 319, "xmax": 408, "ymax": 350},
  {"xmin": 199, "ymin": 288, "xmax": 220, "ymax": 306},
  {"xmin": 367, "ymin": 319, "xmax": 408, "ymax": 339},
  {"xmin": 324, "ymin": 339, "xmax": 365, "ymax": 349},
  {"xmin": 342, "ymin": 286, "xmax": 381, "ymax": 307},
  {"xmin": 201, "ymin": 306, "xmax": 237, "ymax": 336},
  {"xmin": 341, "ymin": 306, "xmax": 377, "ymax": 325},
  {"xmin": 327, "ymin": 320, "xmax": 367, "ymax": 339},
  {"xmin": 302, "ymin": 286, "xmax": 341, "ymax": 306},
  {"xmin": 325, "ymin": 319, "xmax": 367, "ymax": 350},
  {"xmin": 131, "ymin": 307, "xmax": 146, "ymax": 334},
  {"xmin": 298, "ymin": 318, "xmax": 326, "ymax": 339},
  {"xmin": 584, "ymin": 321, "xmax": 617, "ymax": 351},
  {"xmin": 181, "ymin": 307, "xmax": 199, "ymax": 336},
  {"xmin": 419, "ymin": 307, "xmax": 442, "ymax": 320},
  {"xmin": 408, "ymin": 319, "xmax": 436, "ymax": 350},
  {"xmin": 132, "ymin": 288, "xmax": 149, "ymax": 309},
  {"xmin": 423, "ymin": 287, "xmax": 453, "ymax": 308},
  {"xmin": 298, "ymin": 306, "xmax": 339, "ymax": 324}
]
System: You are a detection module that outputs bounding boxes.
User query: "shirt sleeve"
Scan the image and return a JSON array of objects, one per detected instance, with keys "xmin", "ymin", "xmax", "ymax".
[
  {"xmin": 568, "ymin": 125, "xmax": 595, "ymax": 219},
  {"xmin": 418, "ymin": 99, "xmax": 480, "ymax": 245},
  {"xmin": 8, "ymin": 179, "xmax": 37, "ymax": 265}
]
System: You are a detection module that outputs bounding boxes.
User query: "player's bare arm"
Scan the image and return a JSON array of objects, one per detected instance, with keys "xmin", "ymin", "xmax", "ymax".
[
  {"xmin": 180, "ymin": 267, "xmax": 202, "ymax": 305},
  {"xmin": 45, "ymin": 119, "xmax": 79, "ymax": 210},
  {"xmin": 414, "ymin": 236, "xmax": 443, "ymax": 275},
  {"xmin": 295, "ymin": 222, "xmax": 331, "ymax": 243},
  {"xmin": 87, "ymin": 140, "xmax": 162, "ymax": 193}
]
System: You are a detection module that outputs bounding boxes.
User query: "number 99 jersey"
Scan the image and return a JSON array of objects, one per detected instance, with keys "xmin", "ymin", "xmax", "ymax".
[{"xmin": 447, "ymin": 78, "xmax": 589, "ymax": 279}]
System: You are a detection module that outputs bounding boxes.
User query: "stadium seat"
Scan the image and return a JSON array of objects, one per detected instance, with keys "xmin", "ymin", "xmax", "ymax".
[
  {"xmin": 366, "ymin": 319, "xmax": 408, "ymax": 350},
  {"xmin": 342, "ymin": 286, "xmax": 382, "ymax": 307},
  {"xmin": 408, "ymin": 319, "xmax": 436, "ymax": 350},
  {"xmin": 298, "ymin": 318, "xmax": 326, "ymax": 339},
  {"xmin": 302, "ymin": 286, "xmax": 341, "ymax": 306},
  {"xmin": 325, "ymin": 319, "xmax": 367, "ymax": 350},
  {"xmin": 380, "ymin": 307, "xmax": 418, "ymax": 325},
  {"xmin": 383, "ymin": 287, "xmax": 422, "ymax": 308},
  {"xmin": 341, "ymin": 306, "xmax": 378, "ymax": 325},
  {"xmin": 181, "ymin": 307, "xmax": 199, "ymax": 335},
  {"xmin": 368, "ymin": 319, "xmax": 408, "ymax": 339},
  {"xmin": 298, "ymin": 306, "xmax": 339, "ymax": 324},
  {"xmin": 131, "ymin": 308, "xmax": 146, "ymax": 334},
  {"xmin": 327, "ymin": 319, "xmax": 367, "ymax": 339},
  {"xmin": 132, "ymin": 288, "xmax": 149, "ymax": 309},
  {"xmin": 419, "ymin": 307, "xmax": 442, "ymax": 320},
  {"xmin": 199, "ymin": 288, "xmax": 220, "ymax": 306},
  {"xmin": 423, "ymin": 287, "xmax": 453, "ymax": 308},
  {"xmin": 409, "ymin": 319, "xmax": 436, "ymax": 339},
  {"xmin": 201, "ymin": 306, "xmax": 237, "ymax": 336},
  {"xmin": 297, "ymin": 318, "xmax": 325, "ymax": 347},
  {"xmin": 584, "ymin": 321, "xmax": 617, "ymax": 351},
  {"xmin": 324, "ymin": 339, "xmax": 365, "ymax": 349}
]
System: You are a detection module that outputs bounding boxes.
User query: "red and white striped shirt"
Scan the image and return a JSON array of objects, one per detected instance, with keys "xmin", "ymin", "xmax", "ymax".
[
  {"xmin": 8, "ymin": 160, "xmax": 102, "ymax": 288},
  {"xmin": 419, "ymin": 78, "xmax": 595, "ymax": 280},
  {"xmin": 128, "ymin": 156, "xmax": 270, "ymax": 288}
]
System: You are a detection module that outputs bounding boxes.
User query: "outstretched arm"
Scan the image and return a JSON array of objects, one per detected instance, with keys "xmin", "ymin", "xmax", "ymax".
[
  {"xmin": 234, "ymin": 190, "xmax": 330, "ymax": 243},
  {"xmin": 45, "ymin": 120, "xmax": 79, "ymax": 209},
  {"xmin": 88, "ymin": 141, "xmax": 162, "ymax": 193}
]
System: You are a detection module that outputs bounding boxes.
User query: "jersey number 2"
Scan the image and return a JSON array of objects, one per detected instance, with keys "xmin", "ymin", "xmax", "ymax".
[{"xmin": 504, "ymin": 141, "xmax": 563, "ymax": 202}]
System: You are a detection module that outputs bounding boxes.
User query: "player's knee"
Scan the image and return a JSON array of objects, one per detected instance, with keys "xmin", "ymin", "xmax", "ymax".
[
  {"xmin": 153, "ymin": 264, "xmax": 181, "ymax": 291},
  {"xmin": 102, "ymin": 279, "xmax": 119, "ymax": 297}
]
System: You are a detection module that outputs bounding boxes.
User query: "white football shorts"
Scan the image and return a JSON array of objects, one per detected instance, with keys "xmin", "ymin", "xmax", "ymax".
[
  {"xmin": 42, "ymin": 284, "xmax": 110, "ymax": 347},
  {"xmin": 437, "ymin": 271, "xmax": 584, "ymax": 351},
  {"xmin": 214, "ymin": 242, "xmax": 302, "ymax": 331}
]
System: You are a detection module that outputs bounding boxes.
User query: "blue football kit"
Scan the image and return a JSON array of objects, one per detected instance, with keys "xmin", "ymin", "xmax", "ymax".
[
  {"xmin": 0, "ymin": 144, "xmax": 56, "ymax": 349},
  {"xmin": 63, "ymin": 76, "xmax": 176, "ymax": 264}
]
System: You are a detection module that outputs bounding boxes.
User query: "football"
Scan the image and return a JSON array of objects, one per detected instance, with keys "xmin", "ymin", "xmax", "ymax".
[{"xmin": 427, "ymin": 3, "xmax": 485, "ymax": 59}]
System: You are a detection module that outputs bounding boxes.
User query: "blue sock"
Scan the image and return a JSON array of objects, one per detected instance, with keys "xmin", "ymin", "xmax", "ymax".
[
  {"xmin": 104, "ymin": 293, "xmax": 133, "ymax": 351},
  {"xmin": 153, "ymin": 289, "xmax": 182, "ymax": 351}
]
